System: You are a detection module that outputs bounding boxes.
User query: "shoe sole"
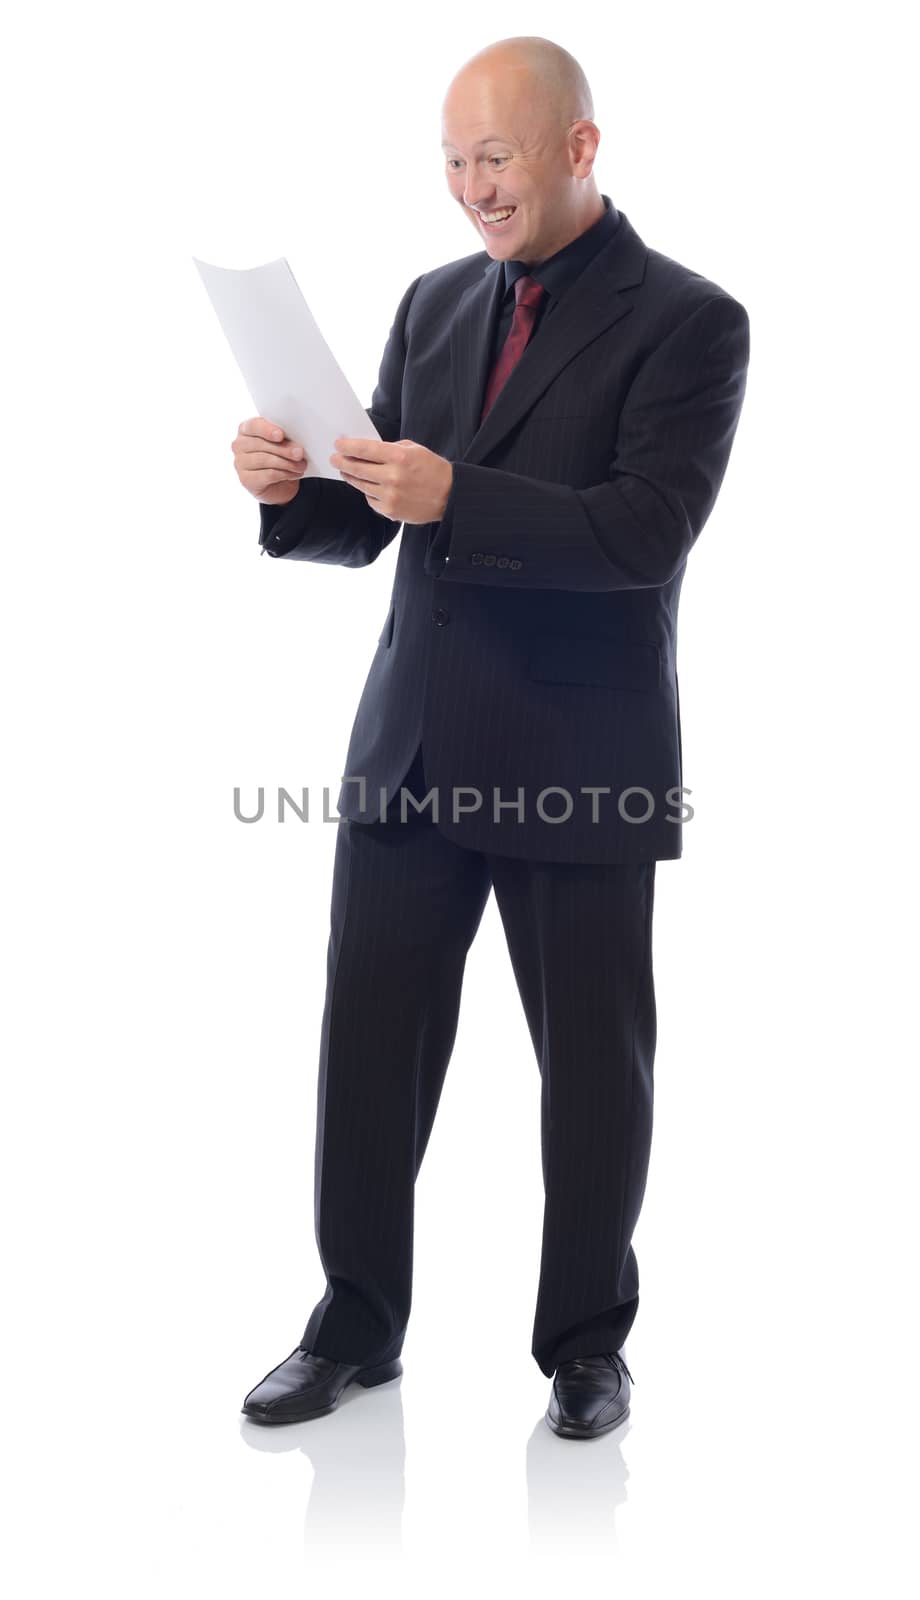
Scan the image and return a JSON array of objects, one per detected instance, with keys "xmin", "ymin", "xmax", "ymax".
[
  {"xmin": 242, "ymin": 1358, "xmax": 403, "ymax": 1426},
  {"xmin": 545, "ymin": 1402, "xmax": 630, "ymax": 1440}
]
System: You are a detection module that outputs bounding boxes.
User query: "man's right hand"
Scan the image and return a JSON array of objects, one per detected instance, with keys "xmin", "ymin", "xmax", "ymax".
[{"xmin": 232, "ymin": 417, "xmax": 308, "ymax": 505}]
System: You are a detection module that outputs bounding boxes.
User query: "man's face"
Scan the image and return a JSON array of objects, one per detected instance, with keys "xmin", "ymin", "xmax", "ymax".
[{"xmin": 441, "ymin": 67, "xmax": 578, "ymax": 265}]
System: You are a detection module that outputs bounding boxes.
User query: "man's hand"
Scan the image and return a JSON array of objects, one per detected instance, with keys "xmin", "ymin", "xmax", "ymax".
[
  {"xmin": 330, "ymin": 437, "xmax": 453, "ymax": 524},
  {"xmin": 232, "ymin": 417, "xmax": 307, "ymax": 505}
]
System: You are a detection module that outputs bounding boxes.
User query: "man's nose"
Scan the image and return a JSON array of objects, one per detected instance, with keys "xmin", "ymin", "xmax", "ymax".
[{"xmin": 463, "ymin": 170, "xmax": 495, "ymax": 210}]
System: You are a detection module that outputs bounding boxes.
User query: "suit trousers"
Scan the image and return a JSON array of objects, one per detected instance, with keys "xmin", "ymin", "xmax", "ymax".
[{"xmin": 300, "ymin": 743, "xmax": 657, "ymax": 1378}]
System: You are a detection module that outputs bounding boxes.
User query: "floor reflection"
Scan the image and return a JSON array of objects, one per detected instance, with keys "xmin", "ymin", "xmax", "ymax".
[
  {"xmin": 240, "ymin": 1376, "xmax": 407, "ymax": 1554},
  {"xmin": 240, "ymin": 1371, "xmax": 629, "ymax": 1555},
  {"xmin": 527, "ymin": 1413, "xmax": 629, "ymax": 1549}
]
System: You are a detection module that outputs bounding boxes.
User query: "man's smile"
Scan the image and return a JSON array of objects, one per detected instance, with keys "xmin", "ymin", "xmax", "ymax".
[{"xmin": 472, "ymin": 204, "xmax": 518, "ymax": 231}]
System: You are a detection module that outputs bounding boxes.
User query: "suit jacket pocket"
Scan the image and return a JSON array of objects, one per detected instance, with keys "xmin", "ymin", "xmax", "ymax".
[{"xmin": 527, "ymin": 633, "xmax": 660, "ymax": 692}]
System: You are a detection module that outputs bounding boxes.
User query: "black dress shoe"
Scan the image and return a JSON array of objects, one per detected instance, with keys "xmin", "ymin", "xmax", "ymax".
[
  {"xmin": 545, "ymin": 1350, "xmax": 633, "ymax": 1439},
  {"xmin": 242, "ymin": 1347, "xmax": 403, "ymax": 1425}
]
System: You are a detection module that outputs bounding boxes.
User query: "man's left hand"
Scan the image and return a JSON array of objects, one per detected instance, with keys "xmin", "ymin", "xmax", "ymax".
[{"xmin": 330, "ymin": 437, "xmax": 453, "ymax": 524}]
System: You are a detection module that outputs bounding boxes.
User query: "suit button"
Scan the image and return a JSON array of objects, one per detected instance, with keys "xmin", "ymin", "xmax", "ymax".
[
  {"xmin": 509, "ymin": 559, "xmax": 523, "ymax": 571},
  {"xmin": 471, "ymin": 552, "xmax": 483, "ymax": 565},
  {"xmin": 483, "ymin": 553, "xmax": 496, "ymax": 566},
  {"xmin": 432, "ymin": 608, "xmax": 450, "ymax": 626},
  {"xmin": 497, "ymin": 555, "xmax": 509, "ymax": 568}
]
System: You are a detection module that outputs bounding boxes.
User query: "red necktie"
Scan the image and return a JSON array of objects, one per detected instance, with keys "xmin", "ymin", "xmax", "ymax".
[{"xmin": 480, "ymin": 274, "xmax": 546, "ymax": 422}]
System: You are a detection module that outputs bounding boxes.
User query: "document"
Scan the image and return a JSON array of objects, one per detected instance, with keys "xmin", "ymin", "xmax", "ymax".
[{"xmin": 192, "ymin": 254, "xmax": 380, "ymax": 482}]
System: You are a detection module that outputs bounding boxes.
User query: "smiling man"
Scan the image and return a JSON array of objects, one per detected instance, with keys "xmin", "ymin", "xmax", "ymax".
[{"xmin": 235, "ymin": 34, "xmax": 750, "ymax": 1440}]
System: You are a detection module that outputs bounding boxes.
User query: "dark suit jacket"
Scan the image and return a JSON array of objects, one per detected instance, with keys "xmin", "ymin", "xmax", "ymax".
[{"xmin": 258, "ymin": 205, "xmax": 750, "ymax": 864}]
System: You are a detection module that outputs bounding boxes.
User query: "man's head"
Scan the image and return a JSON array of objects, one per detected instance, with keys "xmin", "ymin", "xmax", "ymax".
[{"xmin": 440, "ymin": 36, "xmax": 603, "ymax": 265}]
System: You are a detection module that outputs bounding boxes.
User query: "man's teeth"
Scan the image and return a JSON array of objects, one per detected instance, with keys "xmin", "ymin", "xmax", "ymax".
[{"xmin": 480, "ymin": 207, "xmax": 516, "ymax": 224}]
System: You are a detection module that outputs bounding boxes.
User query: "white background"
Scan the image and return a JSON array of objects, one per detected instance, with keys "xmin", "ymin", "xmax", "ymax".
[{"xmin": 2, "ymin": 1, "xmax": 916, "ymax": 1593}]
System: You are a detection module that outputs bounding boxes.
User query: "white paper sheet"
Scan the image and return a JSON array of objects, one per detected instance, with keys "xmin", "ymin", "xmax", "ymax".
[{"xmin": 192, "ymin": 254, "xmax": 380, "ymax": 481}]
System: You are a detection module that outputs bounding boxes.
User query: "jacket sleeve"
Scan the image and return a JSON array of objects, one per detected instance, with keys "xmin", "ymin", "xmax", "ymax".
[
  {"xmin": 425, "ymin": 294, "xmax": 750, "ymax": 592},
  {"xmin": 258, "ymin": 272, "xmax": 423, "ymax": 565}
]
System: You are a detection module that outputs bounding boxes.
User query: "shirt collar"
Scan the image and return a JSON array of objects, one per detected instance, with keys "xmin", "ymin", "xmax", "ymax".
[{"xmin": 502, "ymin": 194, "xmax": 620, "ymax": 304}]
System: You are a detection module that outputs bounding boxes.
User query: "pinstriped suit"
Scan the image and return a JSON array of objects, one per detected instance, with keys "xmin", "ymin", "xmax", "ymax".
[{"xmin": 256, "ymin": 198, "xmax": 749, "ymax": 1375}]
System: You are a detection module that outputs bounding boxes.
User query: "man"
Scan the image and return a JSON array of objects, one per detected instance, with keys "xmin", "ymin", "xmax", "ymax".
[{"xmin": 233, "ymin": 35, "xmax": 749, "ymax": 1439}]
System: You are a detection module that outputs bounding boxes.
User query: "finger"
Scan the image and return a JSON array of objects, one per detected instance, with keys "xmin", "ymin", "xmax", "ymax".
[
  {"xmin": 332, "ymin": 436, "xmax": 394, "ymax": 463},
  {"xmin": 240, "ymin": 417, "xmax": 291, "ymax": 441},
  {"xmin": 246, "ymin": 466, "xmax": 305, "ymax": 490},
  {"xmin": 338, "ymin": 467, "xmax": 385, "ymax": 491},
  {"xmin": 330, "ymin": 450, "xmax": 387, "ymax": 484},
  {"xmin": 234, "ymin": 434, "xmax": 305, "ymax": 464},
  {"xmin": 235, "ymin": 448, "xmax": 304, "ymax": 477},
  {"xmin": 240, "ymin": 454, "xmax": 305, "ymax": 480}
]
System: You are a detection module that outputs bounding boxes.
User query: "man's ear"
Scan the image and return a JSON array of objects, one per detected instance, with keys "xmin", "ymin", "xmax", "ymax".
[{"xmin": 569, "ymin": 119, "xmax": 600, "ymax": 175}]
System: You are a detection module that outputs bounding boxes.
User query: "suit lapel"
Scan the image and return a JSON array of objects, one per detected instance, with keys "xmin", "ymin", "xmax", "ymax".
[
  {"xmin": 449, "ymin": 208, "xmax": 648, "ymax": 465},
  {"xmin": 448, "ymin": 256, "xmax": 506, "ymax": 456}
]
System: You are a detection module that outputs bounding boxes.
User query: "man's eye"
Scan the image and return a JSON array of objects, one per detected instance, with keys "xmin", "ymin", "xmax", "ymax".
[
  {"xmin": 446, "ymin": 158, "xmax": 462, "ymax": 170},
  {"xmin": 489, "ymin": 156, "xmax": 509, "ymax": 167}
]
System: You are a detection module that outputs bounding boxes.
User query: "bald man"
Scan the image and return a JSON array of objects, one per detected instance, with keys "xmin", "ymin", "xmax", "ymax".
[{"xmin": 237, "ymin": 35, "xmax": 750, "ymax": 1439}]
